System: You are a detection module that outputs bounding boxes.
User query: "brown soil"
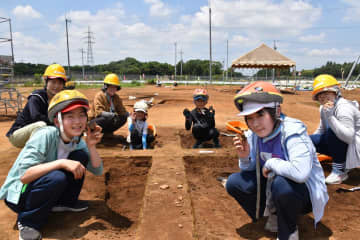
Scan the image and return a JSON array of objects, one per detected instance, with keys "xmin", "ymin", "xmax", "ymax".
[{"xmin": 0, "ymin": 85, "xmax": 359, "ymax": 240}]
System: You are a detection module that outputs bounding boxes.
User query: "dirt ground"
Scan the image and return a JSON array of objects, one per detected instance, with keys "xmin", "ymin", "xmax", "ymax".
[{"xmin": 0, "ymin": 85, "xmax": 359, "ymax": 240}]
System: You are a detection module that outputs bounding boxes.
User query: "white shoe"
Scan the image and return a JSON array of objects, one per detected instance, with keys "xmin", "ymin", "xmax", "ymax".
[
  {"xmin": 289, "ymin": 229, "xmax": 299, "ymax": 240},
  {"xmin": 265, "ymin": 213, "xmax": 278, "ymax": 233},
  {"xmin": 276, "ymin": 229, "xmax": 299, "ymax": 240},
  {"xmin": 18, "ymin": 222, "xmax": 42, "ymax": 240},
  {"xmin": 325, "ymin": 171, "xmax": 348, "ymax": 184}
]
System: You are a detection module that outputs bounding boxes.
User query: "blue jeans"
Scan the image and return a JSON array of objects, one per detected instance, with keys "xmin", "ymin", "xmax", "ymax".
[
  {"xmin": 5, "ymin": 150, "xmax": 89, "ymax": 230},
  {"xmin": 310, "ymin": 128, "xmax": 348, "ymax": 167},
  {"xmin": 226, "ymin": 170, "xmax": 312, "ymax": 240}
]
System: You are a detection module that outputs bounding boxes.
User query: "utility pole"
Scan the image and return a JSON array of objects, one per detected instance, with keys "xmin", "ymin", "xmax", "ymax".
[
  {"xmin": 65, "ymin": 18, "xmax": 71, "ymax": 79},
  {"xmin": 180, "ymin": 48, "xmax": 183, "ymax": 81},
  {"xmin": 79, "ymin": 48, "xmax": 86, "ymax": 80},
  {"xmin": 272, "ymin": 40, "xmax": 277, "ymax": 83},
  {"xmin": 209, "ymin": 0, "xmax": 212, "ymax": 84},
  {"xmin": 222, "ymin": 60, "xmax": 225, "ymax": 82},
  {"xmin": 174, "ymin": 42, "xmax": 177, "ymax": 81},
  {"xmin": 226, "ymin": 39, "xmax": 229, "ymax": 82}
]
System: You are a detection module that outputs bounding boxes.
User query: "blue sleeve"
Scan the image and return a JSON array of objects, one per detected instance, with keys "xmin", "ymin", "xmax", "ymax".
[
  {"xmin": 77, "ymin": 140, "xmax": 103, "ymax": 176},
  {"xmin": 142, "ymin": 134, "xmax": 147, "ymax": 149}
]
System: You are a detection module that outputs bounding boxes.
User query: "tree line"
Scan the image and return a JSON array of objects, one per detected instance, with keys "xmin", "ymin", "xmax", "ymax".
[
  {"xmin": 14, "ymin": 58, "xmax": 227, "ymax": 77},
  {"xmin": 13, "ymin": 58, "xmax": 359, "ymax": 80}
]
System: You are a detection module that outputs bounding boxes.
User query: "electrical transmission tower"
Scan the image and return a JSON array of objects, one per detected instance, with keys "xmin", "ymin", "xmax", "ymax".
[{"xmin": 84, "ymin": 26, "xmax": 95, "ymax": 65}]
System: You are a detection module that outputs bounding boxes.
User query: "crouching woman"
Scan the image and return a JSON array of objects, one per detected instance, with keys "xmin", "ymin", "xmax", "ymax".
[{"xmin": 225, "ymin": 81, "xmax": 328, "ymax": 240}]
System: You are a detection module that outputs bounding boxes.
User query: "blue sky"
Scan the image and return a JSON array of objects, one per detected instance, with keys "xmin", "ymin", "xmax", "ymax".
[{"xmin": 1, "ymin": 0, "xmax": 360, "ymax": 71}]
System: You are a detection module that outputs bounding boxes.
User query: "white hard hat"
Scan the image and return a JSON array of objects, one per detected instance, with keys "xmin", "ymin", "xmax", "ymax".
[{"xmin": 134, "ymin": 100, "xmax": 148, "ymax": 113}]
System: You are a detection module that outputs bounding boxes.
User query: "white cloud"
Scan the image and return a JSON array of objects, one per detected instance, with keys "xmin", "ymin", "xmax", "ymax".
[
  {"xmin": 299, "ymin": 33, "xmax": 326, "ymax": 43},
  {"xmin": 307, "ymin": 48, "xmax": 353, "ymax": 57},
  {"xmin": 144, "ymin": 0, "xmax": 172, "ymax": 17},
  {"xmin": 12, "ymin": 5, "xmax": 42, "ymax": 19},
  {"xmin": 12, "ymin": 32, "xmax": 62, "ymax": 63},
  {"xmin": 9, "ymin": 0, "xmax": 326, "ymax": 69},
  {"xmin": 342, "ymin": 0, "xmax": 360, "ymax": 22},
  {"xmin": 186, "ymin": 0, "xmax": 321, "ymax": 38},
  {"xmin": 231, "ymin": 34, "xmax": 258, "ymax": 47}
]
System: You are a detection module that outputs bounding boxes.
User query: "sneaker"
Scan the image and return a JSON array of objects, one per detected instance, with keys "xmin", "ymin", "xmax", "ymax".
[
  {"xmin": 289, "ymin": 229, "xmax": 299, "ymax": 240},
  {"xmin": 325, "ymin": 170, "xmax": 348, "ymax": 184},
  {"xmin": 276, "ymin": 229, "xmax": 299, "ymax": 240},
  {"xmin": 51, "ymin": 200, "xmax": 89, "ymax": 213},
  {"xmin": 216, "ymin": 177, "xmax": 227, "ymax": 188},
  {"xmin": 265, "ymin": 213, "xmax": 278, "ymax": 233},
  {"xmin": 18, "ymin": 222, "xmax": 42, "ymax": 240}
]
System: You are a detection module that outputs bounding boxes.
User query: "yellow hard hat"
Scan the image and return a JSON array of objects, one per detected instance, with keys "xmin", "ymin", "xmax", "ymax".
[
  {"xmin": 43, "ymin": 64, "xmax": 67, "ymax": 82},
  {"xmin": 48, "ymin": 90, "xmax": 89, "ymax": 123},
  {"xmin": 104, "ymin": 73, "xmax": 120, "ymax": 88},
  {"xmin": 312, "ymin": 74, "xmax": 340, "ymax": 100}
]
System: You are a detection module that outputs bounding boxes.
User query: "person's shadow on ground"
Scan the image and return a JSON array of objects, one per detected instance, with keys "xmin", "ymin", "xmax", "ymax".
[
  {"xmin": 42, "ymin": 200, "xmax": 133, "ymax": 239},
  {"xmin": 236, "ymin": 215, "xmax": 332, "ymax": 239}
]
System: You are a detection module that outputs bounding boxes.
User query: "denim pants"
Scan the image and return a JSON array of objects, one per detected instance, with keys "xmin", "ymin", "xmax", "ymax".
[
  {"xmin": 5, "ymin": 150, "xmax": 89, "ymax": 230},
  {"xmin": 226, "ymin": 170, "xmax": 312, "ymax": 240},
  {"xmin": 310, "ymin": 127, "xmax": 348, "ymax": 168}
]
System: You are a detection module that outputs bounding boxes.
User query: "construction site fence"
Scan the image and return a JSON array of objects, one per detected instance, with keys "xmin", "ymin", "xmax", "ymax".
[{"xmin": 6, "ymin": 75, "xmax": 360, "ymax": 89}]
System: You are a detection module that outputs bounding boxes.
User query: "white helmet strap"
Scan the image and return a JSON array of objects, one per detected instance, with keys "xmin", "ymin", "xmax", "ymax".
[{"xmin": 57, "ymin": 112, "xmax": 72, "ymax": 142}]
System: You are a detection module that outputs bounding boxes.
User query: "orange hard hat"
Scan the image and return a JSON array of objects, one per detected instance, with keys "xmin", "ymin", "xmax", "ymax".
[{"xmin": 234, "ymin": 81, "xmax": 283, "ymax": 114}]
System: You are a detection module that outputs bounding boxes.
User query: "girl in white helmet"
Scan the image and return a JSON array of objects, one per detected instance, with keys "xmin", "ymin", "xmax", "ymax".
[
  {"xmin": 0, "ymin": 90, "xmax": 103, "ymax": 240},
  {"xmin": 127, "ymin": 100, "xmax": 155, "ymax": 150},
  {"xmin": 226, "ymin": 81, "xmax": 328, "ymax": 240}
]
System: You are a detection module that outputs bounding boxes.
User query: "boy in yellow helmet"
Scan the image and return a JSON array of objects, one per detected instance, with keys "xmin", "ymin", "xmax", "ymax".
[
  {"xmin": 88, "ymin": 73, "xmax": 129, "ymax": 138},
  {"xmin": 310, "ymin": 74, "xmax": 360, "ymax": 184},
  {"xmin": 6, "ymin": 63, "xmax": 66, "ymax": 148},
  {"xmin": 0, "ymin": 90, "xmax": 103, "ymax": 240}
]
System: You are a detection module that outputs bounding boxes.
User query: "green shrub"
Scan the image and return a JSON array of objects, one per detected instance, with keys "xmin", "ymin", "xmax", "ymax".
[
  {"xmin": 34, "ymin": 73, "xmax": 42, "ymax": 84},
  {"xmin": 146, "ymin": 78, "xmax": 156, "ymax": 85}
]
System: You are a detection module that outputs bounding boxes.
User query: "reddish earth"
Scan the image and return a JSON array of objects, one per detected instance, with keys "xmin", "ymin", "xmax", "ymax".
[{"xmin": 0, "ymin": 85, "xmax": 359, "ymax": 240}]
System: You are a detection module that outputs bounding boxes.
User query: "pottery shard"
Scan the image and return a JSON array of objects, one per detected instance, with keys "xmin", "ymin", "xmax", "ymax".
[{"xmin": 160, "ymin": 184, "xmax": 169, "ymax": 190}]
